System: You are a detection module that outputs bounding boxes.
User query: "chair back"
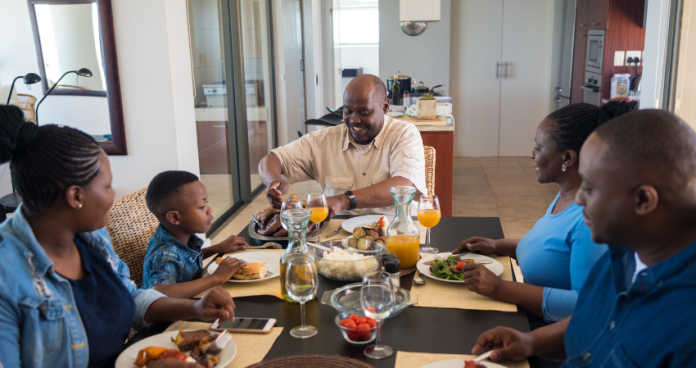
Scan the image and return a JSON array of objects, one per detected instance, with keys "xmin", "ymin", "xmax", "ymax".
[
  {"xmin": 106, "ymin": 188, "xmax": 159, "ymax": 288},
  {"xmin": 17, "ymin": 94, "xmax": 37, "ymax": 122},
  {"xmin": 424, "ymin": 146, "xmax": 436, "ymax": 197}
]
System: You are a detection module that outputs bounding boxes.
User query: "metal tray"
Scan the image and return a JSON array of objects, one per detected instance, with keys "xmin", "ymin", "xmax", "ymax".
[
  {"xmin": 320, "ymin": 282, "xmax": 416, "ymax": 318},
  {"xmin": 248, "ymin": 219, "xmax": 329, "ymax": 241}
]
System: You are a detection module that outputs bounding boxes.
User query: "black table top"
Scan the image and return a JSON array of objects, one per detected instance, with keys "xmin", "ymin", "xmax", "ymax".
[{"xmin": 128, "ymin": 216, "xmax": 538, "ymax": 367}]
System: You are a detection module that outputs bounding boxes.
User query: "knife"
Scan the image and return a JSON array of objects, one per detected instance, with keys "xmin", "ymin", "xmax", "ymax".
[
  {"xmin": 325, "ymin": 226, "xmax": 343, "ymax": 238},
  {"xmin": 473, "ymin": 350, "xmax": 494, "ymax": 363}
]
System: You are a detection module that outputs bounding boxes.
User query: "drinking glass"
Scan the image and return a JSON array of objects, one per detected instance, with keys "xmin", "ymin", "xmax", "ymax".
[
  {"xmin": 281, "ymin": 199, "xmax": 303, "ymax": 230},
  {"xmin": 307, "ymin": 192, "xmax": 328, "ymax": 243},
  {"xmin": 285, "ymin": 253, "xmax": 319, "ymax": 338},
  {"xmin": 361, "ymin": 271, "xmax": 395, "ymax": 359},
  {"xmin": 418, "ymin": 195, "xmax": 441, "ymax": 254}
]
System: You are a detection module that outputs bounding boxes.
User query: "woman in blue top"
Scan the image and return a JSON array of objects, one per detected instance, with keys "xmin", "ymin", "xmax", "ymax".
[
  {"xmin": 0, "ymin": 106, "xmax": 235, "ymax": 368},
  {"xmin": 453, "ymin": 101, "xmax": 637, "ymax": 323}
]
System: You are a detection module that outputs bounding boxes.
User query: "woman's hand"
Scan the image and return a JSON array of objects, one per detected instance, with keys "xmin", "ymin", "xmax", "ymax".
[
  {"xmin": 471, "ymin": 326, "xmax": 535, "ymax": 363},
  {"xmin": 462, "ymin": 264, "xmax": 502, "ymax": 297},
  {"xmin": 193, "ymin": 287, "xmax": 236, "ymax": 322},
  {"xmin": 453, "ymin": 237, "xmax": 498, "ymax": 255}
]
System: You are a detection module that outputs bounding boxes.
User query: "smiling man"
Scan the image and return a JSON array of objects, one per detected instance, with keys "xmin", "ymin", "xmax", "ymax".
[
  {"xmin": 470, "ymin": 109, "xmax": 696, "ymax": 367},
  {"xmin": 258, "ymin": 74, "xmax": 426, "ymax": 219}
]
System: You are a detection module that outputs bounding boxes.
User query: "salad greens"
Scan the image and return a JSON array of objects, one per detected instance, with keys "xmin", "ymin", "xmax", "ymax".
[{"xmin": 430, "ymin": 256, "xmax": 465, "ymax": 281}]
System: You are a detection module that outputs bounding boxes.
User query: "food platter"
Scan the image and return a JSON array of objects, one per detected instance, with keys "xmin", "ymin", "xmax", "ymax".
[
  {"xmin": 248, "ymin": 219, "xmax": 329, "ymax": 241},
  {"xmin": 207, "ymin": 252, "xmax": 281, "ymax": 283},
  {"xmin": 115, "ymin": 330, "xmax": 237, "ymax": 368},
  {"xmin": 416, "ymin": 252, "xmax": 503, "ymax": 284},
  {"xmin": 341, "ymin": 215, "xmax": 393, "ymax": 234},
  {"xmin": 419, "ymin": 359, "xmax": 507, "ymax": 368}
]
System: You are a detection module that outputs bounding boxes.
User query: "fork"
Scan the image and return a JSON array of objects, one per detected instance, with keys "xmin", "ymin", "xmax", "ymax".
[
  {"xmin": 197, "ymin": 330, "xmax": 232, "ymax": 362},
  {"xmin": 248, "ymin": 242, "xmax": 283, "ymax": 249}
]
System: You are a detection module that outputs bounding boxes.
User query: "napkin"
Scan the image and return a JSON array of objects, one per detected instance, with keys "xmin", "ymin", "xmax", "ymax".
[{"xmin": 395, "ymin": 351, "xmax": 530, "ymax": 368}]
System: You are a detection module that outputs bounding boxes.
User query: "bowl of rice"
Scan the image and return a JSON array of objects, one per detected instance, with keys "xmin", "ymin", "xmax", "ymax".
[{"xmin": 312, "ymin": 239, "xmax": 384, "ymax": 282}]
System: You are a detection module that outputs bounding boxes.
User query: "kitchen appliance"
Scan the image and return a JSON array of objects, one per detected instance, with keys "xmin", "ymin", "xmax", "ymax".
[
  {"xmin": 550, "ymin": 0, "xmax": 577, "ymax": 111},
  {"xmin": 203, "ymin": 83, "xmax": 227, "ymax": 107},
  {"xmin": 411, "ymin": 82, "xmax": 444, "ymax": 96},
  {"xmin": 582, "ymin": 30, "xmax": 605, "ymax": 106},
  {"xmin": 581, "ymin": 71, "xmax": 602, "ymax": 106},
  {"xmin": 386, "ymin": 72, "xmax": 411, "ymax": 103}
]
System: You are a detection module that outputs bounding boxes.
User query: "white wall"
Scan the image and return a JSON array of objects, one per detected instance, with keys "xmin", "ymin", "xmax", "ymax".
[
  {"xmin": 641, "ymin": 0, "xmax": 671, "ymax": 109},
  {"xmin": 0, "ymin": 0, "xmax": 200, "ymax": 199},
  {"xmin": 379, "ymin": 0, "xmax": 451, "ymax": 96}
]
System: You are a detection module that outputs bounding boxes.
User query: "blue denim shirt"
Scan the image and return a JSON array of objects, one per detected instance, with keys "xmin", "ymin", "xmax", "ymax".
[
  {"xmin": 0, "ymin": 205, "xmax": 166, "ymax": 368},
  {"xmin": 141, "ymin": 224, "xmax": 204, "ymax": 289},
  {"xmin": 563, "ymin": 242, "xmax": 696, "ymax": 367}
]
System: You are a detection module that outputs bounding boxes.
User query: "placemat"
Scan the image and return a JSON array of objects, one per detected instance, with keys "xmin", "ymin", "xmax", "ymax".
[
  {"xmin": 165, "ymin": 321, "xmax": 283, "ymax": 368},
  {"xmin": 246, "ymin": 354, "xmax": 374, "ymax": 368},
  {"xmin": 409, "ymin": 257, "xmax": 518, "ymax": 312},
  {"xmin": 395, "ymin": 351, "xmax": 530, "ymax": 368},
  {"xmin": 196, "ymin": 249, "xmax": 284, "ymax": 300}
]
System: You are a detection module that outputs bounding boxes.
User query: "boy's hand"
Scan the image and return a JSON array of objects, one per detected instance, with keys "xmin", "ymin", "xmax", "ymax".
[
  {"xmin": 215, "ymin": 236, "xmax": 249, "ymax": 253},
  {"xmin": 212, "ymin": 257, "xmax": 246, "ymax": 283}
]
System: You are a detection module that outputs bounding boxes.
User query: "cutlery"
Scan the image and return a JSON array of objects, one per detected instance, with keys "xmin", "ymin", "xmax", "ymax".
[
  {"xmin": 197, "ymin": 330, "xmax": 232, "ymax": 363},
  {"xmin": 248, "ymin": 242, "xmax": 282, "ymax": 249},
  {"xmin": 422, "ymin": 258, "xmax": 493, "ymax": 265},
  {"xmin": 251, "ymin": 214, "xmax": 264, "ymax": 229},
  {"xmin": 413, "ymin": 270, "xmax": 425, "ymax": 286},
  {"xmin": 325, "ymin": 226, "xmax": 343, "ymax": 238},
  {"xmin": 307, "ymin": 241, "xmax": 332, "ymax": 252},
  {"xmin": 473, "ymin": 350, "xmax": 494, "ymax": 363}
]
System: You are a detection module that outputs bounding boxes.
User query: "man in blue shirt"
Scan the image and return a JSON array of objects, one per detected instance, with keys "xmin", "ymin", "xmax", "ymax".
[{"xmin": 470, "ymin": 109, "xmax": 696, "ymax": 367}]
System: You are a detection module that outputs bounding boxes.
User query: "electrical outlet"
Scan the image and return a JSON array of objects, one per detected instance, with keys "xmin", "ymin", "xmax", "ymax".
[
  {"xmin": 625, "ymin": 51, "xmax": 642, "ymax": 65},
  {"xmin": 614, "ymin": 51, "xmax": 625, "ymax": 66}
]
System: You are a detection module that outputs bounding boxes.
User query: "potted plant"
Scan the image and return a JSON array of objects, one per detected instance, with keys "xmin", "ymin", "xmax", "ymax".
[{"xmin": 417, "ymin": 93, "xmax": 437, "ymax": 120}]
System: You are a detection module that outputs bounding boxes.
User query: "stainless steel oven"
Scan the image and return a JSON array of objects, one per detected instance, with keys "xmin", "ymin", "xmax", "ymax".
[
  {"xmin": 586, "ymin": 30, "xmax": 605, "ymax": 74},
  {"xmin": 582, "ymin": 70, "xmax": 602, "ymax": 106}
]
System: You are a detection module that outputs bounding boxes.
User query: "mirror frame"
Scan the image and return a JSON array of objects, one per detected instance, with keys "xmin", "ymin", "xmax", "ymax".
[{"xmin": 27, "ymin": 0, "xmax": 127, "ymax": 155}]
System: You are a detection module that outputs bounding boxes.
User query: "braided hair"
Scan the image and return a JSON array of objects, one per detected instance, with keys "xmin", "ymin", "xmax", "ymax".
[
  {"xmin": 547, "ymin": 101, "xmax": 638, "ymax": 154},
  {"xmin": 0, "ymin": 105, "xmax": 102, "ymax": 212}
]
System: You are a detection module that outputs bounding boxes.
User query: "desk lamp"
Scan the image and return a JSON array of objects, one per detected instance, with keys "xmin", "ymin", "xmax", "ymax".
[
  {"xmin": 35, "ymin": 68, "xmax": 93, "ymax": 124},
  {"xmin": 5, "ymin": 73, "xmax": 41, "ymax": 105}
]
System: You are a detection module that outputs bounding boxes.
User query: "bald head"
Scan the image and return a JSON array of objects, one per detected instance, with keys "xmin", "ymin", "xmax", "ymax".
[
  {"xmin": 342, "ymin": 74, "xmax": 390, "ymax": 144},
  {"xmin": 345, "ymin": 74, "xmax": 388, "ymax": 103}
]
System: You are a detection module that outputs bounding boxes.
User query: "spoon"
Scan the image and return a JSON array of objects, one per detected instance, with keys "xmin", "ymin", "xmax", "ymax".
[{"xmin": 413, "ymin": 270, "xmax": 425, "ymax": 286}]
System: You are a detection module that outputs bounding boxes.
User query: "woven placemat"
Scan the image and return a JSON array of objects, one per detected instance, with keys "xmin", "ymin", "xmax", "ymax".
[
  {"xmin": 395, "ymin": 351, "xmax": 529, "ymax": 368},
  {"xmin": 245, "ymin": 354, "xmax": 374, "ymax": 368},
  {"xmin": 409, "ymin": 257, "xmax": 518, "ymax": 312},
  {"xmin": 165, "ymin": 321, "xmax": 283, "ymax": 368},
  {"xmin": 196, "ymin": 249, "xmax": 284, "ymax": 300}
]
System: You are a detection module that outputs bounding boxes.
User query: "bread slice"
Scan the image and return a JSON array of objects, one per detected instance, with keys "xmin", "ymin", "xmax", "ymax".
[{"xmin": 232, "ymin": 263, "xmax": 267, "ymax": 280}]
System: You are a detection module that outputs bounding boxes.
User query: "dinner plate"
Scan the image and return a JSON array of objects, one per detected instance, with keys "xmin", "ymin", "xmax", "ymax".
[
  {"xmin": 207, "ymin": 252, "xmax": 281, "ymax": 283},
  {"xmin": 416, "ymin": 252, "xmax": 504, "ymax": 283},
  {"xmin": 115, "ymin": 330, "xmax": 237, "ymax": 368},
  {"xmin": 341, "ymin": 215, "xmax": 393, "ymax": 234},
  {"xmin": 386, "ymin": 111, "xmax": 405, "ymax": 118},
  {"xmin": 420, "ymin": 359, "xmax": 507, "ymax": 368}
]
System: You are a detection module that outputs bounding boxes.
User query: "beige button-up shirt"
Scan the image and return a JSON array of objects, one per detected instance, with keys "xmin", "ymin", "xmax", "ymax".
[{"xmin": 271, "ymin": 116, "xmax": 426, "ymax": 215}]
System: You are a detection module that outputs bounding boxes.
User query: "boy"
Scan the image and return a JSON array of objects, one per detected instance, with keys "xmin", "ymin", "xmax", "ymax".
[{"xmin": 142, "ymin": 170, "xmax": 249, "ymax": 298}]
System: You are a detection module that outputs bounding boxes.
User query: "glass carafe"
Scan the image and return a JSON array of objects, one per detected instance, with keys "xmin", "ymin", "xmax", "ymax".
[
  {"xmin": 386, "ymin": 186, "xmax": 420, "ymax": 268},
  {"xmin": 280, "ymin": 209, "xmax": 317, "ymax": 302}
]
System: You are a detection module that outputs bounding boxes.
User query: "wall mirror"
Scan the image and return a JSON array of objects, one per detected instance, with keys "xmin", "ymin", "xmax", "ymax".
[{"xmin": 28, "ymin": 0, "xmax": 127, "ymax": 155}]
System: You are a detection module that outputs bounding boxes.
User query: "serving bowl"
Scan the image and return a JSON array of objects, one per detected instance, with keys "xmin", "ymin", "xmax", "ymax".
[
  {"xmin": 312, "ymin": 239, "xmax": 384, "ymax": 282},
  {"xmin": 334, "ymin": 313, "xmax": 377, "ymax": 344}
]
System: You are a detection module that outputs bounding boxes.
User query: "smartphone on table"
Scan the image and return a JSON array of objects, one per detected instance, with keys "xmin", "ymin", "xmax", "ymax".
[{"xmin": 211, "ymin": 318, "xmax": 276, "ymax": 333}]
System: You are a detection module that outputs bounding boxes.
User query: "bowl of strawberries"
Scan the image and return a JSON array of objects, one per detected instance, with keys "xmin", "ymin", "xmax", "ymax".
[{"xmin": 335, "ymin": 313, "xmax": 377, "ymax": 344}]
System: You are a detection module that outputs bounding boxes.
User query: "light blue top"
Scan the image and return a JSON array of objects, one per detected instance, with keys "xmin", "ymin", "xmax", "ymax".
[
  {"xmin": 516, "ymin": 192, "xmax": 608, "ymax": 323},
  {"xmin": 0, "ymin": 204, "xmax": 166, "ymax": 368}
]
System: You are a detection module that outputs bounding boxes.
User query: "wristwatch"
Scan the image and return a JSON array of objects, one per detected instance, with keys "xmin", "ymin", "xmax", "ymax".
[{"xmin": 344, "ymin": 190, "xmax": 357, "ymax": 210}]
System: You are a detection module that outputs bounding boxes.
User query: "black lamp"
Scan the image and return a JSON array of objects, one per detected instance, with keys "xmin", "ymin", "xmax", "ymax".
[
  {"xmin": 35, "ymin": 68, "xmax": 93, "ymax": 124},
  {"xmin": 5, "ymin": 73, "xmax": 42, "ymax": 105}
]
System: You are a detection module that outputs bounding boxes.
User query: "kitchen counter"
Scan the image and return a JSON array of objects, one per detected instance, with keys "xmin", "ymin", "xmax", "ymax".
[{"xmin": 415, "ymin": 115, "xmax": 455, "ymax": 216}]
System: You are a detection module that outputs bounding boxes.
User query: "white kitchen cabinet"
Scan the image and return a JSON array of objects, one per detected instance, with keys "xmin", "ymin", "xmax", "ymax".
[{"xmin": 453, "ymin": 0, "xmax": 553, "ymax": 157}]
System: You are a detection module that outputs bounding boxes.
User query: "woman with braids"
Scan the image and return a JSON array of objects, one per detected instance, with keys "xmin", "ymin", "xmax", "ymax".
[
  {"xmin": 0, "ymin": 105, "xmax": 232, "ymax": 368},
  {"xmin": 452, "ymin": 101, "xmax": 638, "ymax": 324}
]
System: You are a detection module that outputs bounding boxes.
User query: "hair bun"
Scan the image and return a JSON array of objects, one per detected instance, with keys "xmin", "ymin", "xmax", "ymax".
[
  {"xmin": 597, "ymin": 100, "xmax": 638, "ymax": 126},
  {"xmin": 0, "ymin": 105, "xmax": 38, "ymax": 163}
]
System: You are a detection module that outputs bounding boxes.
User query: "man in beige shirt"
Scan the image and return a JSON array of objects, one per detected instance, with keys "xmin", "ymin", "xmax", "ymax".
[{"xmin": 258, "ymin": 74, "xmax": 426, "ymax": 219}]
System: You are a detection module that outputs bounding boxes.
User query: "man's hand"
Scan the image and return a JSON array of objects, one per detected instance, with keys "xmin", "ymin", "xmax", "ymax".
[
  {"xmin": 472, "ymin": 326, "xmax": 535, "ymax": 363},
  {"xmin": 193, "ymin": 286, "xmax": 236, "ymax": 322},
  {"xmin": 326, "ymin": 194, "xmax": 350, "ymax": 221},
  {"xmin": 214, "ymin": 236, "xmax": 249, "ymax": 253},
  {"xmin": 454, "ymin": 237, "xmax": 498, "ymax": 255},
  {"xmin": 266, "ymin": 179, "xmax": 289, "ymax": 208},
  {"xmin": 462, "ymin": 264, "xmax": 502, "ymax": 297},
  {"xmin": 212, "ymin": 257, "xmax": 246, "ymax": 284}
]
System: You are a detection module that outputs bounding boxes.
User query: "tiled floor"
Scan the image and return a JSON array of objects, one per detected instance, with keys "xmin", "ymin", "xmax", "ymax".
[{"xmin": 211, "ymin": 157, "xmax": 559, "ymax": 245}]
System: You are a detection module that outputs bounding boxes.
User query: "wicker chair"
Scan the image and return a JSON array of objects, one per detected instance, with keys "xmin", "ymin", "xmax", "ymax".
[
  {"xmin": 17, "ymin": 94, "xmax": 37, "ymax": 122},
  {"xmin": 106, "ymin": 188, "xmax": 159, "ymax": 288},
  {"xmin": 424, "ymin": 145, "xmax": 436, "ymax": 197}
]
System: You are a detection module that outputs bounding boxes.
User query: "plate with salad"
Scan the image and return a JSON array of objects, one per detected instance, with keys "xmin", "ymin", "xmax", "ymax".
[{"xmin": 416, "ymin": 252, "xmax": 504, "ymax": 283}]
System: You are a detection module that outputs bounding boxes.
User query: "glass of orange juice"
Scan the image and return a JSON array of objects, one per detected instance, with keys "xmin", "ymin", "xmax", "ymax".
[
  {"xmin": 418, "ymin": 195, "xmax": 441, "ymax": 254},
  {"xmin": 307, "ymin": 192, "xmax": 328, "ymax": 242}
]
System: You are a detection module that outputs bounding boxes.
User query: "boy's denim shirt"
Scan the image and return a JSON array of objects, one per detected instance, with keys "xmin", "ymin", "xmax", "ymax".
[
  {"xmin": 0, "ymin": 204, "xmax": 166, "ymax": 368},
  {"xmin": 141, "ymin": 224, "xmax": 204, "ymax": 290}
]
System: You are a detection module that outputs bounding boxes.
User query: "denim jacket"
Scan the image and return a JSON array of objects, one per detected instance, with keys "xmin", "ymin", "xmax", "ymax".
[
  {"xmin": 141, "ymin": 224, "xmax": 204, "ymax": 290},
  {"xmin": 0, "ymin": 205, "xmax": 166, "ymax": 368}
]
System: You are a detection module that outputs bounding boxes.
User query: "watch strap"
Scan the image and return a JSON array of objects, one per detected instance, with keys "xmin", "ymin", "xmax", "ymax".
[{"xmin": 345, "ymin": 191, "xmax": 357, "ymax": 210}]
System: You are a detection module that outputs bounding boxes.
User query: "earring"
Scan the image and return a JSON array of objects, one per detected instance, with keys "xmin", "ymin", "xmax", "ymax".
[
  {"xmin": 77, "ymin": 204, "xmax": 83, "ymax": 209},
  {"xmin": 562, "ymin": 164, "xmax": 566, "ymax": 172}
]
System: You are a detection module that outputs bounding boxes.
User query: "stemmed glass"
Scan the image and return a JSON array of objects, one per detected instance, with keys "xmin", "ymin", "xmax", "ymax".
[
  {"xmin": 361, "ymin": 271, "xmax": 395, "ymax": 359},
  {"xmin": 418, "ymin": 195, "xmax": 441, "ymax": 254},
  {"xmin": 307, "ymin": 192, "xmax": 328, "ymax": 242},
  {"xmin": 281, "ymin": 199, "xmax": 303, "ymax": 230},
  {"xmin": 285, "ymin": 253, "xmax": 319, "ymax": 338}
]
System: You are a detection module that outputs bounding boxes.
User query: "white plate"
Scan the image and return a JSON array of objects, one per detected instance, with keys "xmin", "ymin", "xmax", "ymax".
[
  {"xmin": 207, "ymin": 252, "xmax": 281, "ymax": 283},
  {"xmin": 416, "ymin": 252, "xmax": 503, "ymax": 283},
  {"xmin": 386, "ymin": 111, "xmax": 405, "ymax": 118},
  {"xmin": 340, "ymin": 215, "xmax": 393, "ymax": 234},
  {"xmin": 420, "ymin": 359, "xmax": 507, "ymax": 368},
  {"xmin": 115, "ymin": 330, "xmax": 237, "ymax": 368}
]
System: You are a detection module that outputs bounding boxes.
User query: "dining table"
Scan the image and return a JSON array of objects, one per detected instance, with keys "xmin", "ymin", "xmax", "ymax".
[{"xmin": 127, "ymin": 216, "xmax": 540, "ymax": 368}]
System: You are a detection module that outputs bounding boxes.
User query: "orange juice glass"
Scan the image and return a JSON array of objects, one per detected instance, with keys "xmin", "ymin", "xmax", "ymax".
[
  {"xmin": 386, "ymin": 235, "xmax": 420, "ymax": 268},
  {"xmin": 417, "ymin": 209, "xmax": 441, "ymax": 228},
  {"xmin": 310, "ymin": 207, "xmax": 328, "ymax": 223},
  {"xmin": 307, "ymin": 192, "xmax": 328, "ymax": 243},
  {"xmin": 418, "ymin": 195, "xmax": 441, "ymax": 254}
]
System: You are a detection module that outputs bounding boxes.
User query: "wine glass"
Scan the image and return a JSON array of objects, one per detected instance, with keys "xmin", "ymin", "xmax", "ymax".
[
  {"xmin": 281, "ymin": 198, "xmax": 303, "ymax": 230},
  {"xmin": 418, "ymin": 195, "xmax": 441, "ymax": 254},
  {"xmin": 285, "ymin": 253, "xmax": 319, "ymax": 338},
  {"xmin": 307, "ymin": 192, "xmax": 328, "ymax": 242},
  {"xmin": 360, "ymin": 271, "xmax": 395, "ymax": 359}
]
